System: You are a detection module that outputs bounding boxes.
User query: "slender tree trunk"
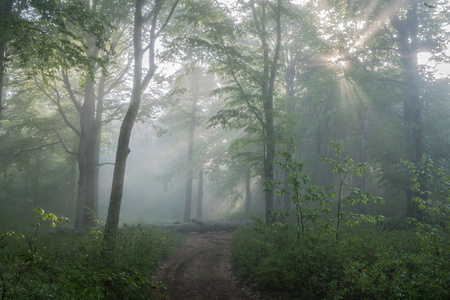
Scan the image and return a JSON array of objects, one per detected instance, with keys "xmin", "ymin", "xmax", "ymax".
[
  {"xmin": 184, "ymin": 166, "xmax": 193, "ymax": 222},
  {"xmin": 75, "ymin": 69, "xmax": 98, "ymax": 228},
  {"xmin": 391, "ymin": 0, "xmax": 423, "ymax": 219},
  {"xmin": 261, "ymin": 0, "xmax": 282, "ymax": 224},
  {"xmin": 245, "ymin": 166, "xmax": 251, "ymax": 214},
  {"xmin": 104, "ymin": 0, "xmax": 145, "ymax": 246},
  {"xmin": 196, "ymin": 165, "xmax": 203, "ymax": 220},
  {"xmin": 184, "ymin": 70, "xmax": 199, "ymax": 222},
  {"xmin": 282, "ymin": 163, "xmax": 291, "ymax": 214},
  {"xmin": 184, "ymin": 110, "xmax": 195, "ymax": 222},
  {"xmin": 103, "ymin": 0, "xmax": 170, "ymax": 246},
  {"xmin": 355, "ymin": 106, "xmax": 369, "ymax": 213},
  {"xmin": 82, "ymin": 73, "xmax": 105, "ymax": 226},
  {"xmin": 0, "ymin": 39, "xmax": 5, "ymax": 123},
  {"xmin": 68, "ymin": 147, "xmax": 78, "ymax": 218},
  {"xmin": 0, "ymin": 0, "xmax": 14, "ymax": 123},
  {"xmin": 281, "ymin": 41, "xmax": 298, "ymax": 220}
]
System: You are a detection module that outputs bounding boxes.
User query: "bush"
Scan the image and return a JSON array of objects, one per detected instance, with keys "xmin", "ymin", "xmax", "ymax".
[
  {"xmin": 230, "ymin": 224, "xmax": 450, "ymax": 299},
  {"xmin": 0, "ymin": 211, "xmax": 182, "ymax": 299}
]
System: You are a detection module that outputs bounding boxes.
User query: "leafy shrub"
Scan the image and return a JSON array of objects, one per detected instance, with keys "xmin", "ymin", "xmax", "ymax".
[
  {"xmin": 230, "ymin": 225, "xmax": 449, "ymax": 299},
  {"xmin": 0, "ymin": 209, "xmax": 182, "ymax": 299},
  {"xmin": 231, "ymin": 149, "xmax": 450, "ymax": 299}
]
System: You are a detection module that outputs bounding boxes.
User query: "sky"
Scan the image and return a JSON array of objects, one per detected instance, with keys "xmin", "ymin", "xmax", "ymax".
[{"xmin": 214, "ymin": 0, "xmax": 449, "ymax": 80}]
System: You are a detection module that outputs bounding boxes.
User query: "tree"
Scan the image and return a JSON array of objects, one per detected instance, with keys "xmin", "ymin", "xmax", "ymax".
[
  {"xmin": 0, "ymin": 0, "xmax": 13, "ymax": 122},
  {"xmin": 0, "ymin": 71, "xmax": 80, "ymax": 220},
  {"xmin": 32, "ymin": 0, "xmax": 133, "ymax": 227},
  {"xmin": 388, "ymin": 0, "xmax": 422, "ymax": 218},
  {"xmin": 207, "ymin": 0, "xmax": 283, "ymax": 224},
  {"xmin": 345, "ymin": 0, "xmax": 449, "ymax": 218},
  {"xmin": 104, "ymin": 0, "xmax": 180, "ymax": 247},
  {"xmin": 0, "ymin": 0, "xmax": 109, "ymax": 122},
  {"xmin": 183, "ymin": 68, "xmax": 201, "ymax": 222}
]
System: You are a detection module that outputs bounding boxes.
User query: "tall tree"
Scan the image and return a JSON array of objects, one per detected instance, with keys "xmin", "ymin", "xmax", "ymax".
[
  {"xmin": 104, "ymin": 0, "xmax": 179, "ymax": 246},
  {"xmin": 33, "ymin": 0, "xmax": 133, "ymax": 227},
  {"xmin": 256, "ymin": 0, "xmax": 282, "ymax": 224},
  {"xmin": 0, "ymin": 0, "xmax": 13, "ymax": 122},
  {"xmin": 184, "ymin": 68, "xmax": 200, "ymax": 222},
  {"xmin": 0, "ymin": 0, "xmax": 109, "ymax": 122},
  {"xmin": 389, "ymin": 0, "xmax": 423, "ymax": 218},
  {"xmin": 207, "ymin": 0, "xmax": 283, "ymax": 224}
]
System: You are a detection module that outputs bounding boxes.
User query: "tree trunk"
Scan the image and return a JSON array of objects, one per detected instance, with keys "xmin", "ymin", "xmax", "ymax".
[
  {"xmin": 355, "ymin": 106, "xmax": 369, "ymax": 213},
  {"xmin": 75, "ymin": 68, "xmax": 99, "ymax": 228},
  {"xmin": 104, "ymin": 0, "xmax": 145, "ymax": 246},
  {"xmin": 391, "ymin": 0, "xmax": 423, "ymax": 218},
  {"xmin": 103, "ymin": 0, "xmax": 168, "ymax": 246},
  {"xmin": 184, "ymin": 69, "xmax": 199, "ymax": 222},
  {"xmin": 282, "ymin": 164, "xmax": 291, "ymax": 216},
  {"xmin": 0, "ymin": 0, "xmax": 14, "ymax": 123},
  {"xmin": 184, "ymin": 167, "xmax": 193, "ymax": 222},
  {"xmin": 68, "ymin": 146, "xmax": 78, "ymax": 218},
  {"xmin": 261, "ymin": 0, "xmax": 282, "ymax": 224},
  {"xmin": 245, "ymin": 166, "xmax": 251, "ymax": 214},
  {"xmin": 82, "ymin": 73, "xmax": 105, "ymax": 226},
  {"xmin": 196, "ymin": 165, "xmax": 203, "ymax": 220}
]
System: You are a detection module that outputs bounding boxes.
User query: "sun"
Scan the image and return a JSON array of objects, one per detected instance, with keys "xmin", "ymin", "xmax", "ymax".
[{"xmin": 329, "ymin": 54, "xmax": 349, "ymax": 69}]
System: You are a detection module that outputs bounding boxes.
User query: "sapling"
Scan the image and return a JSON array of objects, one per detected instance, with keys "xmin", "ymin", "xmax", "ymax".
[
  {"xmin": 277, "ymin": 138, "xmax": 329, "ymax": 241},
  {"xmin": 323, "ymin": 141, "xmax": 384, "ymax": 242}
]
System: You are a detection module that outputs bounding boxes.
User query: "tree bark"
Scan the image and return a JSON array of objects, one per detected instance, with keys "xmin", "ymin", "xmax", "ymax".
[
  {"xmin": 0, "ymin": 0, "xmax": 14, "ymax": 123},
  {"xmin": 355, "ymin": 106, "xmax": 369, "ymax": 213},
  {"xmin": 245, "ymin": 166, "xmax": 251, "ymax": 214},
  {"xmin": 104, "ymin": 0, "xmax": 145, "ymax": 246},
  {"xmin": 75, "ymin": 74, "xmax": 98, "ymax": 228},
  {"xmin": 390, "ymin": 0, "xmax": 423, "ymax": 218},
  {"xmin": 259, "ymin": 0, "xmax": 282, "ymax": 224},
  {"xmin": 196, "ymin": 165, "xmax": 203, "ymax": 220},
  {"xmin": 184, "ymin": 69, "xmax": 200, "ymax": 222},
  {"xmin": 184, "ymin": 121, "xmax": 195, "ymax": 222},
  {"xmin": 103, "ymin": 0, "xmax": 171, "ymax": 246}
]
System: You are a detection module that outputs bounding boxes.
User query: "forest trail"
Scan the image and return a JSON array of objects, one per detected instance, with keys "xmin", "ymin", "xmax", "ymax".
[{"xmin": 154, "ymin": 232, "xmax": 261, "ymax": 300}]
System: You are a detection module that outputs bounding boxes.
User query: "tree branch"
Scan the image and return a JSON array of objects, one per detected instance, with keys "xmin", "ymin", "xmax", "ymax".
[
  {"xmin": 61, "ymin": 67, "xmax": 83, "ymax": 113},
  {"xmin": 34, "ymin": 78, "xmax": 82, "ymax": 137}
]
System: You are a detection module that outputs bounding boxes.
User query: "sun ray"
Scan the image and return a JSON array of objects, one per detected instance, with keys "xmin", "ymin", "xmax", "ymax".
[{"xmin": 353, "ymin": 0, "xmax": 402, "ymax": 51}]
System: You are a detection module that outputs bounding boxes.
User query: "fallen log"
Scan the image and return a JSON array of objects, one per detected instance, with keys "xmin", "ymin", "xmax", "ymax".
[{"xmin": 159, "ymin": 220, "xmax": 255, "ymax": 233}]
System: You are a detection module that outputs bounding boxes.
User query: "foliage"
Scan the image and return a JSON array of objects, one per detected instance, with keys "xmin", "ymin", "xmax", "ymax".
[
  {"xmin": 0, "ymin": 209, "xmax": 182, "ymax": 299},
  {"xmin": 230, "ymin": 224, "xmax": 450, "ymax": 300},
  {"xmin": 402, "ymin": 154, "xmax": 450, "ymax": 256},
  {"xmin": 276, "ymin": 138, "xmax": 330, "ymax": 241},
  {"xmin": 324, "ymin": 140, "xmax": 385, "ymax": 241},
  {"xmin": 231, "ymin": 149, "xmax": 450, "ymax": 299},
  {"xmin": 1, "ymin": 0, "xmax": 111, "ymax": 78},
  {"xmin": 276, "ymin": 140, "xmax": 384, "ymax": 242}
]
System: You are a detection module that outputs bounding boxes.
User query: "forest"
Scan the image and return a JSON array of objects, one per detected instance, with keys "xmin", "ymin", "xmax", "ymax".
[{"xmin": 0, "ymin": 0, "xmax": 449, "ymax": 299}]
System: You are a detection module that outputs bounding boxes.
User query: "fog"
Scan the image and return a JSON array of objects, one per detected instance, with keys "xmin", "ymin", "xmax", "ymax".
[
  {"xmin": 98, "ymin": 122, "xmax": 261, "ymax": 224},
  {"xmin": 0, "ymin": 0, "xmax": 449, "ymax": 232}
]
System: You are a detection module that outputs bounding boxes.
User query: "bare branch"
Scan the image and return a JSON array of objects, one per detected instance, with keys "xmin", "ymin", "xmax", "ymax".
[
  {"xmin": 230, "ymin": 68, "xmax": 265, "ymax": 129},
  {"xmin": 61, "ymin": 67, "xmax": 82, "ymax": 112},
  {"xmin": 35, "ymin": 78, "xmax": 81, "ymax": 137},
  {"xmin": 52, "ymin": 128, "xmax": 77, "ymax": 155},
  {"xmin": 156, "ymin": 0, "xmax": 181, "ymax": 38}
]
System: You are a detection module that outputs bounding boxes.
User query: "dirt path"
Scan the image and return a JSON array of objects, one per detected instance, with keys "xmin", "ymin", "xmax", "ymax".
[{"xmin": 154, "ymin": 232, "xmax": 258, "ymax": 300}]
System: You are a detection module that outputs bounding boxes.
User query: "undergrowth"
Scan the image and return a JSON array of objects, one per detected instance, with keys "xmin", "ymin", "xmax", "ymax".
[
  {"xmin": 230, "ymin": 144, "xmax": 450, "ymax": 299},
  {"xmin": 0, "ymin": 209, "xmax": 183, "ymax": 299},
  {"xmin": 230, "ymin": 225, "xmax": 449, "ymax": 299}
]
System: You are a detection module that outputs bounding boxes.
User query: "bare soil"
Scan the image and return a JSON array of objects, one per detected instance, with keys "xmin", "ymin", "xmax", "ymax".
[{"xmin": 154, "ymin": 232, "xmax": 264, "ymax": 300}]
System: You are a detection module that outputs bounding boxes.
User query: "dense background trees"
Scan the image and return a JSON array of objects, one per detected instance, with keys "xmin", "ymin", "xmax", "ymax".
[
  {"xmin": 0, "ymin": 0, "xmax": 449, "ymax": 230},
  {"xmin": 1, "ymin": 0, "xmax": 449, "ymax": 298}
]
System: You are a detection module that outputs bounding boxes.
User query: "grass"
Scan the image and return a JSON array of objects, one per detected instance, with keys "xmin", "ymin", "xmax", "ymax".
[
  {"xmin": 230, "ymin": 223, "xmax": 450, "ymax": 300},
  {"xmin": 0, "ymin": 219, "xmax": 183, "ymax": 299}
]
